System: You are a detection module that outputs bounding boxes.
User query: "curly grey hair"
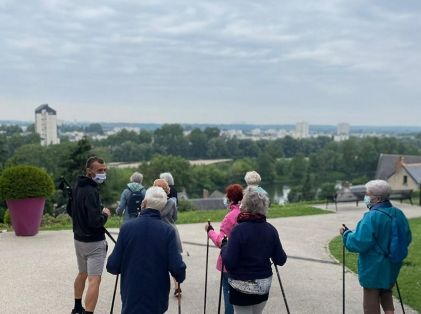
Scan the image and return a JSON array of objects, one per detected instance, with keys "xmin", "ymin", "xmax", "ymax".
[
  {"xmin": 365, "ymin": 180, "xmax": 391, "ymax": 201},
  {"xmin": 241, "ymin": 186, "xmax": 269, "ymax": 215},
  {"xmin": 130, "ymin": 171, "xmax": 143, "ymax": 183},
  {"xmin": 144, "ymin": 187, "xmax": 167, "ymax": 211}
]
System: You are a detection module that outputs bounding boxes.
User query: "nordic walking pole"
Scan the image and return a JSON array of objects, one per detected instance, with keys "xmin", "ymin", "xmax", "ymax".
[
  {"xmin": 342, "ymin": 224, "xmax": 348, "ymax": 314},
  {"xmin": 204, "ymin": 220, "xmax": 210, "ymax": 314},
  {"xmin": 177, "ymin": 282, "xmax": 182, "ymax": 314},
  {"xmin": 343, "ymin": 243, "xmax": 345, "ymax": 314},
  {"xmin": 218, "ymin": 236, "xmax": 227, "ymax": 314},
  {"xmin": 396, "ymin": 281, "xmax": 405, "ymax": 314},
  {"xmin": 110, "ymin": 275, "xmax": 119, "ymax": 314},
  {"xmin": 272, "ymin": 260, "xmax": 290, "ymax": 314}
]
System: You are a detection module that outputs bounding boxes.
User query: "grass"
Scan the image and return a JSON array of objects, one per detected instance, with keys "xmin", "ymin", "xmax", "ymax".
[
  {"xmin": 35, "ymin": 203, "xmax": 330, "ymax": 230},
  {"xmin": 329, "ymin": 217, "xmax": 421, "ymax": 313},
  {"xmin": 176, "ymin": 203, "xmax": 330, "ymax": 224}
]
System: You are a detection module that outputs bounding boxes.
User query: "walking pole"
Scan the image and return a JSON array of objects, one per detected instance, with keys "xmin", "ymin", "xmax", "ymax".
[
  {"xmin": 204, "ymin": 220, "xmax": 210, "ymax": 314},
  {"xmin": 342, "ymin": 244, "xmax": 345, "ymax": 314},
  {"xmin": 217, "ymin": 262, "xmax": 224, "ymax": 314},
  {"xmin": 177, "ymin": 282, "xmax": 182, "ymax": 314},
  {"xmin": 396, "ymin": 281, "xmax": 405, "ymax": 314},
  {"xmin": 107, "ymin": 219, "xmax": 119, "ymax": 313},
  {"xmin": 272, "ymin": 260, "xmax": 290, "ymax": 314}
]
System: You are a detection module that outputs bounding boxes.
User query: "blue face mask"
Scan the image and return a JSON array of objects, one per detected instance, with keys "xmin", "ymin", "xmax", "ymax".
[
  {"xmin": 223, "ymin": 197, "xmax": 229, "ymax": 208},
  {"xmin": 93, "ymin": 173, "xmax": 107, "ymax": 184},
  {"xmin": 363, "ymin": 195, "xmax": 372, "ymax": 208}
]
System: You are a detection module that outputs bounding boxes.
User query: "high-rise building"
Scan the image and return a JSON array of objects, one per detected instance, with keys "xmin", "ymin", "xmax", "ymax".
[
  {"xmin": 35, "ymin": 104, "xmax": 60, "ymax": 146},
  {"xmin": 295, "ymin": 121, "xmax": 309, "ymax": 139},
  {"xmin": 335, "ymin": 122, "xmax": 350, "ymax": 141}
]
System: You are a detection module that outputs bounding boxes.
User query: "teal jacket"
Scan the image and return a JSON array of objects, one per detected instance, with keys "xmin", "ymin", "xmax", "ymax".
[{"xmin": 343, "ymin": 201, "xmax": 411, "ymax": 289}]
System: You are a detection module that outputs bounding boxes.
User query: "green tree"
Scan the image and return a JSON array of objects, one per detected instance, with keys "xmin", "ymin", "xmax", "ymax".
[
  {"xmin": 85, "ymin": 123, "xmax": 104, "ymax": 135},
  {"xmin": 153, "ymin": 124, "xmax": 189, "ymax": 157},
  {"xmin": 256, "ymin": 152, "xmax": 276, "ymax": 182},
  {"xmin": 63, "ymin": 137, "xmax": 92, "ymax": 181},
  {"xmin": 189, "ymin": 128, "xmax": 208, "ymax": 158}
]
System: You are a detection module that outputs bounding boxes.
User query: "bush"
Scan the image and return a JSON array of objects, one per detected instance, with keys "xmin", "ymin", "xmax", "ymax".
[
  {"xmin": 3, "ymin": 209, "xmax": 11, "ymax": 225},
  {"xmin": 0, "ymin": 165, "xmax": 55, "ymax": 200},
  {"xmin": 178, "ymin": 199, "xmax": 197, "ymax": 212}
]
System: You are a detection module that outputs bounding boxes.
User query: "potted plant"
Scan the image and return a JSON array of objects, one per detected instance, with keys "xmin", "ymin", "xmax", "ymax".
[{"xmin": 0, "ymin": 165, "xmax": 54, "ymax": 236}]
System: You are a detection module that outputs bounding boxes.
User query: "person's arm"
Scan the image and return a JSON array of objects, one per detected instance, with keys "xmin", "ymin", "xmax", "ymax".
[
  {"xmin": 160, "ymin": 199, "xmax": 175, "ymax": 221},
  {"xmin": 167, "ymin": 228, "xmax": 186, "ymax": 283},
  {"xmin": 221, "ymin": 227, "xmax": 241, "ymax": 270},
  {"xmin": 271, "ymin": 227, "xmax": 287, "ymax": 266},
  {"xmin": 106, "ymin": 227, "xmax": 126, "ymax": 275},
  {"xmin": 343, "ymin": 213, "xmax": 375, "ymax": 253},
  {"xmin": 85, "ymin": 190, "xmax": 108, "ymax": 228},
  {"xmin": 208, "ymin": 211, "xmax": 235, "ymax": 247},
  {"xmin": 115, "ymin": 189, "xmax": 128, "ymax": 215}
]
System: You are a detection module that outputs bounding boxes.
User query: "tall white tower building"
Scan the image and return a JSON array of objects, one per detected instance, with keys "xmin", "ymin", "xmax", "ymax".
[
  {"xmin": 295, "ymin": 121, "xmax": 309, "ymax": 139},
  {"xmin": 35, "ymin": 104, "xmax": 60, "ymax": 146},
  {"xmin": 335, "ymin": 122, "xmax": 350, "ymax": 141}
]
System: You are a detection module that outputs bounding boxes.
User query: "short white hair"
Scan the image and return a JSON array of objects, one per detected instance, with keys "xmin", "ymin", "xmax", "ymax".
[
  {"xmin": 241, "ymin": 186, "xmax": 269, "ymax": 215},
  {"xmin": 130, "ymin": 171, "xmax": 143, "ymax": 183},
  {"xmin": 160, "ymin": 172, "xmax": 174, "ymax": 185},
  {"xmin": 144, "ymin": 187, "xmax": 167, "ymax": 211},
  {"xmin": 365, "ymin": 180, "xmax": 391, "ymax": 201},
  {"xmin": 244, "ymin": 171, "xmax": 261, "ymax": 186}
]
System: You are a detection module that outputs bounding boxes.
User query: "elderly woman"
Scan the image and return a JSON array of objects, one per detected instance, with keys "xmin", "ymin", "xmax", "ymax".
[
  {"xmin": 116, "ymin": 171, "xmax": 146, "ymax": 223},
  {"xmin": 221, "ymin": 186, "xmax": 287, "ymax": 314},
  {"xmin": 160, "ymin": 172, "xmax": 178, "ymax": 203},
  {"xmin": 244, "ymin": 171, "xmax": 268, "ymax": 197},
  {"xmin": 340, "ymin": 180, "xmax": 411, "ymax": 314},
  {"xmin": 205, "ymin": 184, "xmax": 243, "ymax": 314},
  {"xmin": 107, "ymin": 186, "xmax": 186, "ymax": 314},
  {"xmin": 153, "ymin": 178, "xmax": 183, "ymax": 297}
]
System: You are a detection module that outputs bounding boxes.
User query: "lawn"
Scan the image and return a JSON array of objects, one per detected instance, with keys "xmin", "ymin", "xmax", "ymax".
[
  {"xmin": 38, "ymin": 203, "xmax": 330, "ymax": 230},
  {"xmin": 329, "ymin": 217, "xmax": 421, "ymax": 313}
]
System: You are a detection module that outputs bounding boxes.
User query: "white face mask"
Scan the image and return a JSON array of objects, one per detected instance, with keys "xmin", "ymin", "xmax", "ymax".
[
  {"xmin": 363, "ymin": 195, "xmax": 372, "ymax": 208},
  {"xmin": 93, "ymin": 173, "xmax": 107, "ymax": 184}
]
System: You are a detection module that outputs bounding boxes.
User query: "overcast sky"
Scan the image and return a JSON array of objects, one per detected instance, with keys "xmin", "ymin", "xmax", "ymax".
[{"xmin": 1, "ymin": 0, "xmax": 420, "ymax": 126}]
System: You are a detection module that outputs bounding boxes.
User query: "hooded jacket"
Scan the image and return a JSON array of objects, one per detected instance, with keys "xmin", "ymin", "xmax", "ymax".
[
  {"xmin": 116, "ymin": 182, "xmax": 146, "ymax": 222},
  {"xmin": 69, "ymin": 175, "xmax": 108, "ymax": 242}
]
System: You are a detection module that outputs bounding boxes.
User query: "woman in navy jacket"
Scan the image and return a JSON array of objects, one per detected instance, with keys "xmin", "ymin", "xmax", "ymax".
[{"xmin": 221, "ymin": 186, "xmax": 287, "ymax": 314}]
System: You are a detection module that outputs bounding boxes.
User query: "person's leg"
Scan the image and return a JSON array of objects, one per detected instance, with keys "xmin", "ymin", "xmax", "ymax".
[
  {"xmin": 363, "ymin": 288, "xmax": 381, "ymax": 314},
  {"xmin": 233, "ymin": 305, "xmax": 253, "ymax": 314},
  {"xmin": 222, "ymin": 273, "xmax": 234, "ymax": 314},
  {"xmin": 251, "ymin": 301, "xmax": 267, "ymax": 314},
  {"xmin": 85, "ymin": 275, "xmax": 101, "ymax": 312},
  {"xmin": 73, "ymin": 240, "xmax": 88, "ymax": 313},
  {"xmin": 379, "ymin": 288, "xmax": 395, "ymax": 314},
  {"xmin": 74, "ymin": 272, "xmax": 88, "ymax": 299},
  {"xmin": 85, "ymin": 240, "xmax": 107, "ymax": 313}
]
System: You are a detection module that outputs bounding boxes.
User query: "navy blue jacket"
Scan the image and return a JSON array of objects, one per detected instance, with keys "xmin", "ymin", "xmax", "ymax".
[
  {"xmin": 106, "ymin": 209, "xmax": 186, "ymax": 314},
  {"xmin": 221, "ymin": 218, "xmax": 287, "ymax": 280}
]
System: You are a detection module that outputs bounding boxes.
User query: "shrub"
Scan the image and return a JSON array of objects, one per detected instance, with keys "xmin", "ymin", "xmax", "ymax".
[
  {"xmin": 3, "ymin": 209, "xmax": 11, "ymax": 225},
  {"xmin": 178, "ymin": 199, "xmax": 197, "ymax": 212},
  {"xmin": 0, "ymin": 165, "xmax": 55, "ymax": 200}
]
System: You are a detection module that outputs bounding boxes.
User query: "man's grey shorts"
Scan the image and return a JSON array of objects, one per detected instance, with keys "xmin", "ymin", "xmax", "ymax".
[{"xmin": 74, "ymin": 239, "xmax": 107, "ymax": 276}]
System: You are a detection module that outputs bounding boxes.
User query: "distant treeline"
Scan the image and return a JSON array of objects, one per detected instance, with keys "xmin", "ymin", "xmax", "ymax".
[{"xmin": 1, "ymin": 123, "xmax": 421, "ymax": 215}]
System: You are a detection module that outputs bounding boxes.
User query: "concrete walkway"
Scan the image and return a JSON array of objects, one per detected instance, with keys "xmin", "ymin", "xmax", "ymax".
[{"xmin": 0, "ymin": 203, "xmax": 419, "ymax": 313}]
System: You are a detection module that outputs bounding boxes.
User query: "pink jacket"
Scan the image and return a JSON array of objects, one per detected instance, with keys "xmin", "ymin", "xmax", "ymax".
[{"xmin": 208, "ymin": 203, "xmax": 241, "ymax": 272}]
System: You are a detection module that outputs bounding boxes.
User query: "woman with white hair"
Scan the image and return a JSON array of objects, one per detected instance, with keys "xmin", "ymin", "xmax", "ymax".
[
  {"xmin": 244, "ymin": 171, "xmax": 269, "ymax": 198},
  {"xmin": 221, "ymin": 186, "xmax": 287, "ymax": 314},
  {"xmin": 116, "ymin": 171, "xmax": 146, "ymax": 223},
  {"xmin": 107, "ymin": 186, "xmax": 186, "ymax": 314},
  {"xmin": 160, "ymin": 172, "xmax": 178, "ymax": 203},
  {"xmin": 340, "ymin": 180, "xmax": 412, "ymax": 314}
]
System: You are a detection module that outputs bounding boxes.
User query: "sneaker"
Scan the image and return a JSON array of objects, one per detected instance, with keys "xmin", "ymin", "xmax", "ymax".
[
  {"xmin": 174, "ymin": 288, "xmax": 182, "ymax": 297},
  {"xmin": 71, "ymin": 308, "xmax": 85, "ymax": 314}
]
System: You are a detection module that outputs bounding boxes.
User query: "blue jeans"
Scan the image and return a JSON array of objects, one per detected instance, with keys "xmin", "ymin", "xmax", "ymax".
[{"xmin": 223, "ymin": 273, "xmax": 234, "ymax": 314}]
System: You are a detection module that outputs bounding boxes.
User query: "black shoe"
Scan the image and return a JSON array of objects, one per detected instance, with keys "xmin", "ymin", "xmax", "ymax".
[
  {"xmin": 71, "ymin": 308, "xmax": 85, "ymax": 314},
  {"xmin": 174, "ymin": 287, "xmax": 182, "ymax": 297}
]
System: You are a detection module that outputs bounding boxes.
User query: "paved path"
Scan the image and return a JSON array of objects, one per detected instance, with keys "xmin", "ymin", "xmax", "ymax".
[{"xmin": 0, "ymin": 203, "xmax": 420, "ymax": 313}]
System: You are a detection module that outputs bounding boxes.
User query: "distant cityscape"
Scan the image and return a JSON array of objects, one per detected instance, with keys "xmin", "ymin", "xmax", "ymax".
[{"xmin": 1, "ymin": 104, "xmax": 421, "ymax": 146}]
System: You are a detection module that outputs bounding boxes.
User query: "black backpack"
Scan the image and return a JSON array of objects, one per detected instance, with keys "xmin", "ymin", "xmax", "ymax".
[{"xmin": 127, "ymin": 187, "xmax": 145, "ymax": 218}]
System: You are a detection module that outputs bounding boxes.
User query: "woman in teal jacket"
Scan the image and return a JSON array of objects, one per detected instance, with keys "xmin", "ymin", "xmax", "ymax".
[{"xmin": 340, "ymin": 180, "xmax": 411, "ymax": 314}]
